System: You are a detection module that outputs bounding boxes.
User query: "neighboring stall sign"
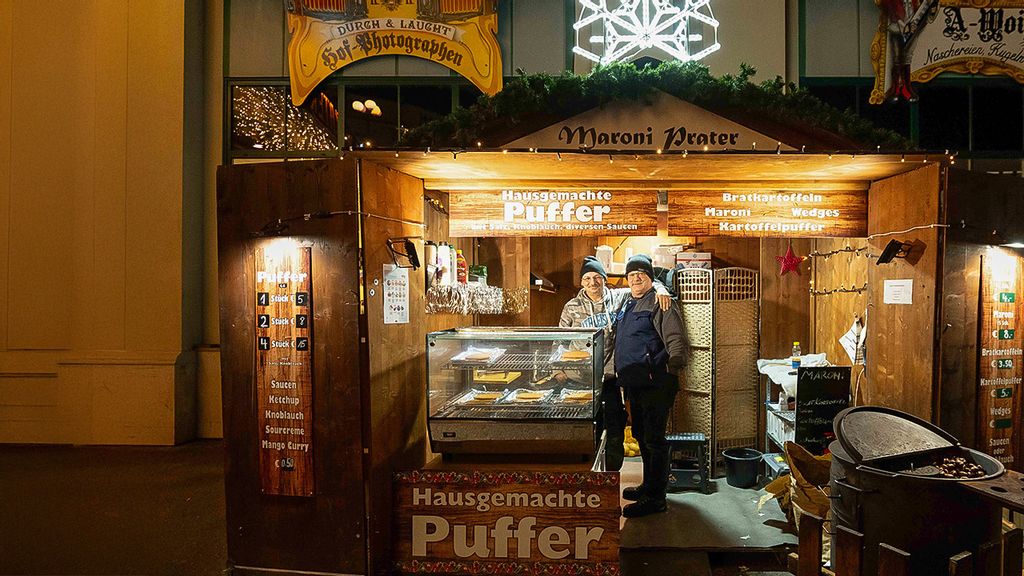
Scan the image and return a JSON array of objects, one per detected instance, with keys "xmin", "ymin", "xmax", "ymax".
[
  {"xmin": 667, "ymin": 189, "xmax": 868, "ymax": 238},
  {"xmin": 393, "ymin": 470, "xmax": 620, "ymax": 574},
  {"xmin": 871, "ymin": 1, "xmax": 1024, "ymax": 104},
  {"xmin": 795, "ymin": 367, "xmax": 851, "ymax": 455},
  {"xmin": 449, "ymin": 189, "xmax": 658, "ymax": 237},
  {"xmin": 255, "ymin": 244, "xmax": 315, "ymax": 496},
  {"xmin": 978, "ymin": 250, "xmax": 1022, "ymax": 471},
  {"xmin": 286, "ymin": 0, "xmax": 502, "ymax": 106},
  {"xmin": 505, "ymin": 91, "xmax": 792, "ymax": 152}
]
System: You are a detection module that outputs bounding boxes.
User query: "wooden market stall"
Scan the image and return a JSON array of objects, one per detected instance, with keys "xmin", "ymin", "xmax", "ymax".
[{"xmin": 217, "ymin": 147, "xmax": 1024, "ymax": 575}]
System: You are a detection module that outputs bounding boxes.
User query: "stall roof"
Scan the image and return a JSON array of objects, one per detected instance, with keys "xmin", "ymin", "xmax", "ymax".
[{"xmin": 354, "ymin": 151, "xmax": 939, "ymax": 191}]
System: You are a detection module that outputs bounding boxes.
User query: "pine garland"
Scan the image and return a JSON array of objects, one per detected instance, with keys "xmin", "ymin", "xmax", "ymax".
[{"xmin": 401, "ymin": 61, "xmax": 911, "ymax": 151}]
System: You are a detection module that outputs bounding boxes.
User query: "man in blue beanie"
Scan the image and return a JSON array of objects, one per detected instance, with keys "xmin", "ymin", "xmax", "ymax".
[
  {"xmin": 558, "ymin": 255, "xmax": 670, "ymax": 472},
  {"xmin": 615, "ymin": 254, "xmax": 689, "ymax": 518}
]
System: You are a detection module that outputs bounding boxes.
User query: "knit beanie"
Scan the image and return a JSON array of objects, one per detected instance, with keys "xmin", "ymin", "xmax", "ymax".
[
  {"xmin": 580, "ymin": 255, "xmax": 607, "ymax": 279},
  {"xmin": 625, "ymin": 254, "xmax": 654, "ymax": 280}
]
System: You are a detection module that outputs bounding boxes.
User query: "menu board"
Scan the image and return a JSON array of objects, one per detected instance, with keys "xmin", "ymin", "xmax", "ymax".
[
  {"xmin": 795, "ymin": 366, "xmax": 851, "ymax": 455},
  {"xmin": 449, "ymin": 190, "xmax": 658, "ymax": 237},
  {"xmin": 668, "ymin": 189, "xmax": 867, "ymax": 238},
  {"xmin": 255, "ymin": 245, "xmax": 314, "ymax": 496},
  {"xmin": 978, "ymin": 252, "xmax": 1022, "ymax": 472}
]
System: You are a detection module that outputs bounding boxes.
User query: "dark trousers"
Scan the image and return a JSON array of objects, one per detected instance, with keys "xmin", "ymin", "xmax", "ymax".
[
  {"xmin": 596, "ymin": 376, "xmax": 625, "ymax": 471},
  {"xmin": 625, "ymin": 372, "xmax": 679, "ymax": 500}
]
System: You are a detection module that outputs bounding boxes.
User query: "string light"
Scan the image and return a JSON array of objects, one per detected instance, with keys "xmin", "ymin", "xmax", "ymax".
[
  {"xmin": 810, "ymin": 282, "xmax": 868, "ymax": 296},
  {"xmin": 656, "ymin": 148, "xmax": 663, "ymax": 154},
  {"xmin": 476, "ymin": 141, "xmax": 482, "ymax": 147},
  {"xmin": 807, "ymin": 246, "xmax": 870, "ymax": 259},
  {"xmin": 231, "ymin": 86, "xmax": 337, "ymax": 152},
  {"xmin": 556, "ymin": 152, "xmax": 562, "ymax": 161}
]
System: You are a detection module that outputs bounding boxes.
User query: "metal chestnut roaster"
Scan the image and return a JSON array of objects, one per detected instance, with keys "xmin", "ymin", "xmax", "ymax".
[{"xmin": 829, "ymin": 406, "xmax": 1023, "ymax": 576}]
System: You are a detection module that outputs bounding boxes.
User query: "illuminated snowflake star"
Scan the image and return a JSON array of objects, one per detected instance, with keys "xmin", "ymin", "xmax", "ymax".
[{"xmin": 573, "ymin": 0, "xmax": 721, "ymax": 65}]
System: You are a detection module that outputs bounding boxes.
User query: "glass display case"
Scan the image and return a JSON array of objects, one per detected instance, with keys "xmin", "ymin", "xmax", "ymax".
[{"xmin": 426, "ymin": 327, "xmax": 604, "ymax": 455}]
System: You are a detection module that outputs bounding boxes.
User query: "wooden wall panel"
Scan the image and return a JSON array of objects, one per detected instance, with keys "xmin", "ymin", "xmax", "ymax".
[
  {"xmin": 218, "ymin": 159, "xmax": 367, "ymax": 574},
  {"xmin": 943, "ymin": 169, "xmax": 1024, "ymax": 449},
  {"xmin": 360, "ymin": 160, "xmax": 434, "ymax": 575},
  {"xmin": 423, "ymin": 190, "xmax": 474, "ymax": 333},
  {"xmin": 760, "ymin": 238, "xmax": 812, "ymax": 360},
  {"xmin": 867, "ymin": 164, "xmax": 941, "ymax": 421},
  {"xmin": 940, "ymin": 242, "xmax": 982, "ymax": 447},
  {"xmin": 475, "ymin": 237, "xmax": 531, "ymax": 326},
  {"xmin": 530, "ymin": 237, "xmax": 592, "ymax": 326},
  {"xmin": 810, "ymin": 238, "xmax": 869, "ymax": 371}
]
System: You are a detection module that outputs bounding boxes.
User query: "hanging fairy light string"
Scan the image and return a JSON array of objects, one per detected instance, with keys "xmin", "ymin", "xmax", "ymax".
[
  {"xmin": 809, "ymin": 282, "xmax": 868, "ymax": 296},
  {"xmin": 807, "ymin": 246, "xmax": 872, "ymax": 259},
  {"xmin": 232, "ymin": 86, "xmax": 337, "ymax": 152}
]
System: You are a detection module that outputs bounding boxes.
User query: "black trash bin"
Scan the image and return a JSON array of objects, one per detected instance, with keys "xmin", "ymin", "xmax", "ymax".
[{"xmin": 723, "ymin": 447, "xmax": 762, "ymax": 488}]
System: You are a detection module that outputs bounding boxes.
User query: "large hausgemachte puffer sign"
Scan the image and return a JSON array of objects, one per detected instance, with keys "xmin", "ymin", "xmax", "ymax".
[{"xmin": 287, "ymin": 0, "xmax": 502, "ymax": 106}]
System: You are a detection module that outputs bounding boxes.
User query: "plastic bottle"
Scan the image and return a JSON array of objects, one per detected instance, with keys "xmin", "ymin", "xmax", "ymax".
[
  {"xmin": 791, "ymin": 341, "xmax": 802, "ymax": 370},
  {"xmin": 437, "ymin": 242, "xmax": 451, "ymax": 286},
  {"xmin": 449, "ymin": 244, "xmax": 458, "ymax": 285},
  {"xmin": 456, "ymin": 249, "xmax": 468, "ymax": 284},
  {"xmin": 424, "ymin": 241, "xmax": 438, "ymax": 287}
]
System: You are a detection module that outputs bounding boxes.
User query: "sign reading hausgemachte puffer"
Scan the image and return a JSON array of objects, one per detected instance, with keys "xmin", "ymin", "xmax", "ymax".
[
  {"xmin": 978, "ymin": 251, "xmax": 1022, "ymax": 471},
  {"xmin": 449, "ymin": 190, "xmax": 658, "ymax": 237},
  {"xmin": 668, "ymin": 189, "xmax": 868, "ymax": 238},
  {"xmin": 506, "ymin": 91, "xmax": 793, "ymax": 152},
  {"xmin": 286, "ymin": 0, "xmax": 502, "ymax": 106},
  {"xmin": 255, "ymin": 245, "xmax": 314, "ymax": 496},
  {"xmin": 393, "ymin": 470, "xmax": 620, "ymax": 574}
]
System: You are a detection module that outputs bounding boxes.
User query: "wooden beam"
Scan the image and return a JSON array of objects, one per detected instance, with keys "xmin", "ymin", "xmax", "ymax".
[
  {"xmin": 878, "ymin": 543, "xmax": 910, "ymax": 576},
  {"xmin": 431, "ymin": 179, "xmax": 871, "ymax": 191},
  {"xmin": 798, "ymin": 512, "xmax": 824, "ymax": 576},
  {"xmin": 834, "ymin": 525, "xmax": 864, "ymax": 576},
  {"xmin": 976, "ymin": 539, "xmax": 1001, "ymax": 576},
  {"xmin": 948, "ymin": 551, "xmax": 973, "ymax": 576},
  {"xmin": 1003, "ymin": 528, "xmax": 1023, "ymax": 576}
]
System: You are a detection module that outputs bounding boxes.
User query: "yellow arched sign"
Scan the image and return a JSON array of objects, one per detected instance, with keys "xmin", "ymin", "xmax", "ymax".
[{"xmin": 286, "ymin": 0, "xmax": 503, "ymax": 106}]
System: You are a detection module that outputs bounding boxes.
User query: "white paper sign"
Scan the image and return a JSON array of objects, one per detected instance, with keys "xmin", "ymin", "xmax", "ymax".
[
  {"xmin": 883, "ymin": 279, "xmax": 913, "ymax": 305},
  {"xmin": 383, "ymin": 264, "xmax": 409, "ymax": 324}
]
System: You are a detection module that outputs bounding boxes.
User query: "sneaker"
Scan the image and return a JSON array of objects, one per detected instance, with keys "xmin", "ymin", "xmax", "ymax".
[
  {"xmin": 622, "ymin": 496, "xmax": 667, "ymax": 518},
  {"xmin": 622, "ymin": 485, "xmax": 646, "ymax": 501}
]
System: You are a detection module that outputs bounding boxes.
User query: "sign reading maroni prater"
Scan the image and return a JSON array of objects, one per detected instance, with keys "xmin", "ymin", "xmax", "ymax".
[
  {"xmin": 449, "ymin": 190, "xmax": 658, "ymax": 237},
  {"xmin": 393, "ymin": 470, "xmax": 620, "ymax": 574},
  {"xmin": 255, "ymin": 245, "xmax": 314, "ymax": 496},
  {"xmin": 286, "ymin": 0, "xmax": 502, "ymax": 106},
  {"xmin": 668, "ymin": 189, "xmax": 867, "ymax": 238}
]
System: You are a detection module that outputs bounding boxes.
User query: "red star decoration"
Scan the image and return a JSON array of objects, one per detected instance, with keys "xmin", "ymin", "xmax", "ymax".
[{"xmin": 776, "ymin": 244, "xmax": 804, "ymax": 276}]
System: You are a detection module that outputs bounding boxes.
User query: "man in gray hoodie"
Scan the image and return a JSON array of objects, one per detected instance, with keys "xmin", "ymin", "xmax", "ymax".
[
  {"xmin": 558, "ymin": 256, "xmax": 670, "ymax": 471},
  {"xmin": 615, "ymin": 254, "xmax": 689, "ymax": 518}
]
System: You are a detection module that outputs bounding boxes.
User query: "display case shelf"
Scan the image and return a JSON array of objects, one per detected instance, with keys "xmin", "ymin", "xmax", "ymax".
[{"xmin": 427, "ymin": 327, "xmax": 604, "ymax": 456}]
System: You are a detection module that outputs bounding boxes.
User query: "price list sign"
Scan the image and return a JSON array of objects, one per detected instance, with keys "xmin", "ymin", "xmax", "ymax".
[
  {"xmin": 255, "ymin": 245, "xmax": 314, "ymax": 496},
  {"xmin": 978, "ymin": 253, "xmax": 1023, "ymax": 471}
]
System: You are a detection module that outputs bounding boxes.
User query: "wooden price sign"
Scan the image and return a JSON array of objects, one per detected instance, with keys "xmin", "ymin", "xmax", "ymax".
[
  {"xmin": 393, "ymin": 470, "xmax": 620, "ymax": 575},
  {"xmin": 795, "ymin": 366, "xmax": 851, "ymax": 455},
  {"xmin": 978, "ymin": 252, "xmax": 1023, "ymax": 472},
  {"xmin": 668, "ymin": 189, "xmax": 867, "ymax": 238},
  {"xmin": 448, "ymin": 190, "xmax": 657, "ymax": 237},
  {"xmin": 255, "ymin": 244, "xmax": 314, "ymax": 496}
]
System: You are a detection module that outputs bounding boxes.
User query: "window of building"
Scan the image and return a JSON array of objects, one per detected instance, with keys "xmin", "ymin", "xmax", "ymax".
[
  {"xmin": 973, "ymin": 85, "xmax": 1023, "ymax": 152},
  {"xmin": 399, "ymin": 85, "xmax": 454, "ymax": 141},
  {"xmin": 917, "ymin": 85, "xmax": 969, "ymax": 151},
  {"xmin": 230, "ymin": 84, "xmax": 339, "ymax": 155},
  {"xmin": 345, "ymin": 86, "xmax": 399, "ymax": 149}
]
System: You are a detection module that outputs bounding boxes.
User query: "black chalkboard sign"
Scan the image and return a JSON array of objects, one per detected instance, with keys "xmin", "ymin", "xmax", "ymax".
[{"xmin": 795, "ymin": 366, "xmax": 851, "ymax": 455}]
